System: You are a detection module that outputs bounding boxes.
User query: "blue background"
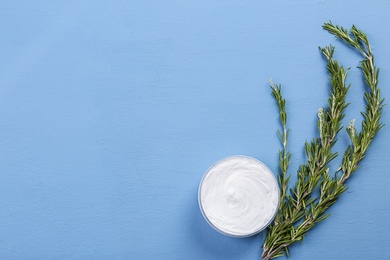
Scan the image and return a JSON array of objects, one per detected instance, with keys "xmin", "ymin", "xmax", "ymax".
[{"xmin": 0, "ymin": 1, "xmax": 389, "ymax": 259}]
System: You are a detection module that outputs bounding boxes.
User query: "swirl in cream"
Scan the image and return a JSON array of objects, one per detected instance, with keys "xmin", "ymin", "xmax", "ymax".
[{"xmin": 199, "ymin": 156, "xmax": 279, "ymax": 237}]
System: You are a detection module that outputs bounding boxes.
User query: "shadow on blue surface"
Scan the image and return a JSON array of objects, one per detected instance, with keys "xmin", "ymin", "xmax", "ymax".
[{"xmin": 188, "ymin": 189, "xmax": 264, "ymax": 259}]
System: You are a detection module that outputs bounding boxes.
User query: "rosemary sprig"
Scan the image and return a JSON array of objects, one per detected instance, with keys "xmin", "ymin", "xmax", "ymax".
[
  {"xmin": 323, "ymin": 22, "xmax": 384, "ymax": 185},
  {"xmin": 299, "ymin": 21, "xmax": 385, "ymax": 237},
  {"xmin": 270, "ymin": 81, "xmax": 291, "ymax": 226},
  {"xmin": 261, "ymin": 23, "xmax": 384, "ymax": 259},
  {"xmin": 262, "ymin": 44, "xmax": 350, "ymax": 260}
]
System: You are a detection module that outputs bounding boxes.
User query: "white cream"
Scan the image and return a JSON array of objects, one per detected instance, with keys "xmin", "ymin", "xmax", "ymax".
[{"xmin": 199, "ymin": 156, "xmax": 279, "ymax": 237}]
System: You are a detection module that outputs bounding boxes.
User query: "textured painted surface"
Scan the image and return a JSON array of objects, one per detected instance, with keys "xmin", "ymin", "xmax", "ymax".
[{"xmin": 0, "ymin": 1, "xmax": 389, "ymax": 259}]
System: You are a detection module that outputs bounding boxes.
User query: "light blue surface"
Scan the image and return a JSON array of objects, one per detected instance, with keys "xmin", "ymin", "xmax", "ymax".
[{"xmin": 0, "ymin": 1, "xmax": 389, "ymax": 259}]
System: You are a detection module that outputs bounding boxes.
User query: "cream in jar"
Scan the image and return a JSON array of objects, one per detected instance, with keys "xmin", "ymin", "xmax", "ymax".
[{"xmin": 198, "ymin": 156, "xmax": 279, "ymax": 237}]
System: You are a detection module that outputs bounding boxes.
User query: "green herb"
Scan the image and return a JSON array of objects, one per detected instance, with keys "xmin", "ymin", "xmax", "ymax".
[
  {"xmin": 261, "ymin": 22, "xmax": 384, "ymax": 260},
  {"xmin": 269, "ymin": 81, "xmax": 291, "ymax": 228}
]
